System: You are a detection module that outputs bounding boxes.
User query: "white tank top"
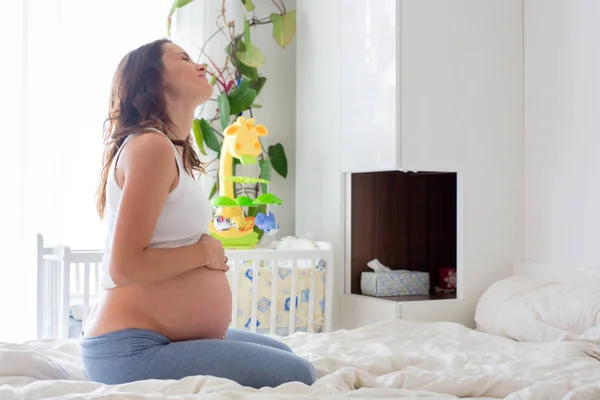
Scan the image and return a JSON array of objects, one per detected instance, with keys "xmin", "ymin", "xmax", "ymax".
[{"xmin": 100, "ymin": 130, "xmax": 213, "ymax": 289}]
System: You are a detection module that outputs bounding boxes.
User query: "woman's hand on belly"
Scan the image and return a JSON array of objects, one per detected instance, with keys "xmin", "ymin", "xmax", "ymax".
[{"xmin": 197, "ymin": 234, "xmax": 229, "ymax": 272}]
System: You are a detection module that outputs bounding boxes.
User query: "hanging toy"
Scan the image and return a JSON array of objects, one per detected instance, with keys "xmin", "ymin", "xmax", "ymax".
[{"xmin": 208, "ymin": 116, "xmax": 283, "ymax": 249}]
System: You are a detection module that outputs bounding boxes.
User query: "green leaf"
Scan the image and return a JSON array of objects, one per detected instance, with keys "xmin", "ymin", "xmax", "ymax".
[
  {"xmin": 259, "ymin": 159, "xmax": 271, "ymax": 194},
  {"xmin": 243, "ymin": 18, "xmax": 252, "ymax": 47},
  {"xmin": 268, "ymin": 143, "xmax": 288, "ymax": 178},
  {"xmin": 249, "ymin": 77, "xmax": 267, "ymax": 96},
  {"xmin": 217, "ymin": 92, "xmax": 230, "ymax": 130},
  {"xmin": 225, "ymin": 41, "xmax": 237, "ymax": 58},
  {"xmin": 237, "ymin": 62, "xmax": 258, "ymax": 80},
  {"xmin": 211, "ymin": 196, "xmax": 237, "ymax": 207},
  {"xmin": 210, "ymin": 75, "xmax": 217, "ymax": 86},
  {"xmin": 167, "ymin": 0, "xmax": 195, "ymax": 35},
  {"xmin": 241, "ymin": 0, "xmax": 255, "ymax": 11},
  {"xmin": 237, "ymin": 44, "xmax": 265, "ymax": 68},
  {"xmin": 236, "ymin": 196, "xmax": 254, "ymax": 206},
  {"xmin": 200, "ymin": 118, "xmax": 221, "ymax": 153},
  {"xmin": 253, "ymin": 225, "xmax": 265, "ymax": 241},
  {"xmin": 209, "ymin": 181, "xmax": 217, "ymax": 199},
  {"xmin": 240, "ymin": 155, "xmax": 257, "ymax": 165},
  {"xmin": 270, "ymin": 11, "xmax": 296, "ymax": 48},
  {"xmin": 254, "ymin": 193, "xmax": 283, "ymax": 205},
  {"xmin": 237, "ymin": 22, "xmax": 265, "ymax": 68},
  {"xmin": 250, "ymin": 103, "xmax": 262, "ymax": 108},
  {"xmin": 226, "ymin": 39, "xmax": 245, "ymax": 59},
  {"xmin": 227, "ymin": 39, "xmax": 261, "ymax": 76},
  {"xmin": 192, "ymin": 119, "xmax": 207, "ymax": 156},
  {"xmin": 228, "ymin": 79, "xmax": 258, "ymax": 115}
]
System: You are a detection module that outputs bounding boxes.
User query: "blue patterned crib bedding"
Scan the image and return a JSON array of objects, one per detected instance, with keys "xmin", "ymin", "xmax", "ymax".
[{"xmin": 227, "ymin": 259, "xmax": 326, "ymax": 334}]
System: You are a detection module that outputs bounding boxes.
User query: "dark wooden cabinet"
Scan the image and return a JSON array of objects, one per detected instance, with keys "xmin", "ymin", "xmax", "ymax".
[{"xmin": 350, "ymin": 171, "xmax": 457, "ymax": 298}]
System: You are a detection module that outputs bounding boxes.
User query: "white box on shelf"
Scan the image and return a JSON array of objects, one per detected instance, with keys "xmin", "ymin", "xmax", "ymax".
[{"xmin": 361, "ymin": 270, "xmax": 430, "ymax": 297}]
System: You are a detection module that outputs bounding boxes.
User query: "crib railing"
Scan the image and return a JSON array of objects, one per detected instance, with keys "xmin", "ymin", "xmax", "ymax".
[
  {"xmin": 36, "ymin": 234, "xmax": 104, "ymax": 339},
  {"xmin": 36, "ymin": 236, "xmax": 69, "ymax": 340},
  {"xmin": 36, "ymin": 234, "xmax": 334, "ymax": 339}
]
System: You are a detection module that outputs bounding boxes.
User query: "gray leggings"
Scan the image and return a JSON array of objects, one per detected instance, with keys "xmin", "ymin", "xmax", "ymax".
[{"xmin": 80, "ymin": 328, "xmax": 316, "ymax": 388}]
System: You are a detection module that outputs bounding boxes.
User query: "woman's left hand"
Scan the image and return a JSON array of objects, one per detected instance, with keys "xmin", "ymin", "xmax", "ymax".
[{"xmin": 198, "ymin": 234, "xmax": 229, "ymax": 272}]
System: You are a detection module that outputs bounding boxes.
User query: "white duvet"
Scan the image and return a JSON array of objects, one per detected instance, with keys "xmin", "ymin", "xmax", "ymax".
[{"xmin": 2, "ymin": 319, "xmax": 600, "ymax": 400}]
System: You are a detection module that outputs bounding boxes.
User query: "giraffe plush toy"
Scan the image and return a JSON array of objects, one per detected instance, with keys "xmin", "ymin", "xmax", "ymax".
[
  {"xmin": 223, "ymin": 116, "xmax": 267, "ymax": 164},
  {"xmin": 208, "ymin": 116, "xmax": 269, "ymax": 248}
]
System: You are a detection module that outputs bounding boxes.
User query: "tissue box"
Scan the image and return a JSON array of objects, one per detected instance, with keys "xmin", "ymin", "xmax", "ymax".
[{"xmin": 361, "ymin": 270, "xmax": 430, "ymax": 297}]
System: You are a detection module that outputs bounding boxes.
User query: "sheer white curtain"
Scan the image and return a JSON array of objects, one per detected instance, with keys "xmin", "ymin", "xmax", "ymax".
[{"xmin": 0, "ymin": 0, "xmax": 172, "ymax": 342}]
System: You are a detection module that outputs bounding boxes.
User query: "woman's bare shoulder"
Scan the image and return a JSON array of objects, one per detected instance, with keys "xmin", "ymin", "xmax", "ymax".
[{"xmin": 120, "ymin": 132, "xmax": 175, "ymax": 168}]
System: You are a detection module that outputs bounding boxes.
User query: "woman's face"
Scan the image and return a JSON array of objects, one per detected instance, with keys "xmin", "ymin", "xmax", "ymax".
[{"xmin": 161, "ymin": 43, "xmax": 213, "ymax": 106}]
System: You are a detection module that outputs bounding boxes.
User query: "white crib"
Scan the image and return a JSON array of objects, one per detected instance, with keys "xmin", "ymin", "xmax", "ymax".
[{"xmin": 36, "ymin": 234, "xmax": 334, "ymax": 340}]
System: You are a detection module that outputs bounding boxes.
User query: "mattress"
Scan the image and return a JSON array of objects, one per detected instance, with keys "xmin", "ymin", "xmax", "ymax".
[
  {"xmin": 4, "ymin": 319, "xmax": 600, "ymax": 399},
  {"xmin": 228, "ymin": 260, "xmax": 326, "ymax": 334}
]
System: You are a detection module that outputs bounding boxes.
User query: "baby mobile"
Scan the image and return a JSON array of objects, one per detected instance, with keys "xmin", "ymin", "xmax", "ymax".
[{"xmin": 208, "ymin": 116, "xmax": 282, "ymax": 249}]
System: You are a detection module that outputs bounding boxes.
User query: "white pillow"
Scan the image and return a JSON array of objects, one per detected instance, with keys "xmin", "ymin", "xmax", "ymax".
[{"xmin": 475, "ymin": 276, "xmax": 600, "ymax": 342}]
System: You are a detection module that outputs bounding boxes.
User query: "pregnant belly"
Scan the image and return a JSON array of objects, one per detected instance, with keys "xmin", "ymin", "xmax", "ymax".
[
  {"xmin": 95, "ymin": 267, "xmax": 232, "ymax": 341},
  {"xmin": 140, "ymin": 267, "xmax": 232, "ymax": 340}
]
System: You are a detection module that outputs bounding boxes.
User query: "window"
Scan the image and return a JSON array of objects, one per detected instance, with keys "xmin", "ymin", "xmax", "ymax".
[{"xmin": 0, "ymin": 0, "xmax": 172, "ymax": 342}]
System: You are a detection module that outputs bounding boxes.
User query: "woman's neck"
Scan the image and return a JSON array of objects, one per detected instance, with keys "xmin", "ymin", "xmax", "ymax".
[{"xmin": 166, "ymin": 99, "xmax": 195, "ymax": 141}]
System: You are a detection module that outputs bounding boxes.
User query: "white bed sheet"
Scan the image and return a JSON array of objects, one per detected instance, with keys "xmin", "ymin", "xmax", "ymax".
[{"xmin": 2, "ymin": 319, "xmax": 600, "ymax": 399}]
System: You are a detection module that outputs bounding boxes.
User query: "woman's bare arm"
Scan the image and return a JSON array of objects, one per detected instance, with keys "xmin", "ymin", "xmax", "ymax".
[{"xmin": 108, "ymin": 133, "xmax": 225, "ymax": 286}]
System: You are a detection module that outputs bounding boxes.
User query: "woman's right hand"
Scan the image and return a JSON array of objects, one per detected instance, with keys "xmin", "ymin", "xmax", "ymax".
[{"xmin": 198, "ymin": 234, "xmax": 229, "ymax": 272}]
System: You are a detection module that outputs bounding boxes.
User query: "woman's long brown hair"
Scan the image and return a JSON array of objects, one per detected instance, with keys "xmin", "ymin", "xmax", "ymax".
[{"xmin": 96, "ymin": 38, "xmax": 205, "ymax": 219}]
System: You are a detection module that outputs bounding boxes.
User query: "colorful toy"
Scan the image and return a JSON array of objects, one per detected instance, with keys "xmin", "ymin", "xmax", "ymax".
[{"xmin": 209, "ymin": 116, "xmax": 283, "ymax": 249}]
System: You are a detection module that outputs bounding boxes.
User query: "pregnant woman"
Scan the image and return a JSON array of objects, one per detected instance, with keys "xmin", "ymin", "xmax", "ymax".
[{"xmin": 81, "ymin": 38, "xmax": 316, "ymax": 388}]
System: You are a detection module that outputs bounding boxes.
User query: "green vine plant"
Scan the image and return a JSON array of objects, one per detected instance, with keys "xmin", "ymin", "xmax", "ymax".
[{"xmin": 167, "ymin": 0, "xmax": 295, "ymax": 202}]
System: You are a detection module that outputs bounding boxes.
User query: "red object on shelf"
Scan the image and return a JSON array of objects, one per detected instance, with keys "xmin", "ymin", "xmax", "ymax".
[{"xmin": 439, "ymin": 267, "xmax": 457, "ymax": 291}]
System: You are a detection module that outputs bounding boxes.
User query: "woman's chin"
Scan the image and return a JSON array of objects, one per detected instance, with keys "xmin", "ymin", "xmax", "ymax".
[{"xmin": 195, "ymin": 86, "xmax": 214, "ymax": 106}]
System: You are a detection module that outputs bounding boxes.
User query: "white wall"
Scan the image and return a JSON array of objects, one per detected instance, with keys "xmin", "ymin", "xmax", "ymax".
[
  {"xmin": 0, "ymin": 0, "xmax": 27, "ymax": 343},
  {"xmin": 524, "ymin": 0, "xmax": 600, "ymax": 267},
  {"xmin": 295, "ymin": 0, "xmax": 344, "ymax": 329},
  {"xmin": 296, "ymin": 0, "xmax": 524, "ymax": 329},
  {"xmin": 175, "ymin": 0, "xmax": 297, "ymax": 237},
  {"xmin": 398, "ymin": 0, "xmax": 524, "ymax": 326}
]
